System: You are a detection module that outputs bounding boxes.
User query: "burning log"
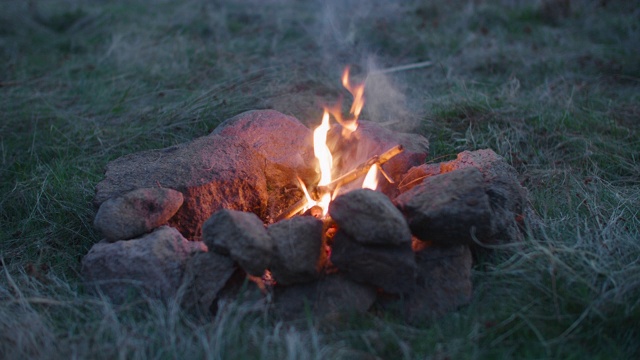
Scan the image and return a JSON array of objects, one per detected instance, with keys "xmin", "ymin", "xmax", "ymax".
[{"xmin": 274, "ymin": 144, "xmax": 404, "ymax": 221}]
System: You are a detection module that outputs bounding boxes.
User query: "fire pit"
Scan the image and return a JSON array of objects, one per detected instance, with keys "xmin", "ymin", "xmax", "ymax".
[{"xmin": 82, "ymin": 68, "xmax": 532, "ymax": 321}]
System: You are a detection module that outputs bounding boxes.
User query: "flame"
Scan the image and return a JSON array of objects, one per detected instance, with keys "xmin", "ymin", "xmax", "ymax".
[
  {"xmin": 362, "ymin": 164, "xmax": 379, "ymax": 190},
  {"xmin": 312, "ymin": 111, "xmax": 333, "ymax": 216},
  {"xmin": 342, "ymin": 66, "xmax": 365, "ymax": 120}
]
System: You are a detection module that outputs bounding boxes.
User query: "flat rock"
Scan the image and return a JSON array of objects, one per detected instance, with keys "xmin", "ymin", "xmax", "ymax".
[
  {"xmin": 81, "ymin": 226, "xmax": 206, "ymax": 303},
  {"xmin": 394, "ymin": 167, "xmax": 494, "ymax": 246},
  {"xmin": 202, "ymin": 209, "xmax": 273, "ymax": 276},
  {"xmin": 94, "ymin": 135, "xmax": 268, "ymax": 239},
  {"xmin": 182, "ymin": 251, "xmax": 236, "ymax": 315},
  {"xmin": 330, "ymin": 232, "xmax": 416, "ymax": 294},
  {"xmin": 267, "ymin": 216, "xmax": 325, "ymax": 285},
  {"xmin": 328, "ymin": 189, "xmax": 411, "ymax": 246},
  {"xmin": 404, "ymin": 244, "xmax": 473, "ymax": 321},
  {"xmin": 273, "ymin": 273, "xmax": 377, "ymax": 320},
  {"xmin": 440, "ymin": 149, "xmax": 530, "ymax": 245},
  {"xmin": 93, "ymin": 187, "xmax": 184, "ymax": 242},
  {"xmin": 327, "ymin": 120, "xmax": 429, "ymax": 197}
]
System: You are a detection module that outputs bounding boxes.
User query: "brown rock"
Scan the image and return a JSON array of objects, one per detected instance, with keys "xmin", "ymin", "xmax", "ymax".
[
  {"xmin": 404, "ymin": 245, "xmax": 473, "ymax": 321},
  {"xmin": 94, "ymin": 135, "xmax": 268, "ymax": 239},
  {"xmin": 394, "ymin": 167, "xmax": 494, "ymax": 246},
  {"xmin": 397, "ymin": 163, "xmax": 441, "ymax": 194},
  {"xmin": 273, "ymin": 273, "xmax": 377, "ymax": 320},
  {"xmin": 267, "ymin": 216, "xmax": 324, "ymax": 285},
  {"xmin": 182, "ymin": 251, "xmax": 236, "ymax": 315},
  {"xmin": 328, "ymin": 189, "xmax": 411, "ymax": 246},
  {"xmin": 327, "ymin": 120, "xmax": 429, "ymax": 197},
  {"xmin": 440, "ymin": 149, "xmax": 530, "ymax": 245},
  {"xmin": 81, "ymin": 226, "xmax": 206, "ymax": 303},
  {"xmin": 330, "ymin": 232, "xmax": 416, "ymax": 294},
  {"xmin": 93, "ymin": 187, "xmax": 184, "ymax": 242},
  {"xmin": 212, "ymin": 109, "xmax": 317, "ymax": 189},
  {"xmin": 202, "ymin": 209, "xmax": 273, "ymax": 276}
]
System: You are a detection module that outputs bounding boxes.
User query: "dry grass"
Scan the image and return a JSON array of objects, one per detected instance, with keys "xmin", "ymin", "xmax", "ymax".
[{"xmin": 1, "ymin": 0, "xmax": 639, "ymax": 358}]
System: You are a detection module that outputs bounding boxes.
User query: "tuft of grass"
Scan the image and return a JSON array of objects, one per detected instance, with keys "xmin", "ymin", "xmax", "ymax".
[{"xmin": 1, "ymin": 0, "xmax": 639, "ymax": 358}]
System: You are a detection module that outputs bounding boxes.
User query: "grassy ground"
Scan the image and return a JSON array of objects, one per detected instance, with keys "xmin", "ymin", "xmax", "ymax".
[{"xmin": 1, "ymin": 0, "xmax": 639, "ymax": 358}]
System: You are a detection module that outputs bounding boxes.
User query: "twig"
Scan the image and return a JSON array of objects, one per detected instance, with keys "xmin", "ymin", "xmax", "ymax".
[
  {"xmin": 274, "ymin": 199, "xmax": 308, "ymax": 222},
  {"xmin": 317, "ymin": 144, "xmax": 404, "ymax": 194},
  {"xmin": 370, "ymin": 61, "xmax": 434, "ymax": 75}
]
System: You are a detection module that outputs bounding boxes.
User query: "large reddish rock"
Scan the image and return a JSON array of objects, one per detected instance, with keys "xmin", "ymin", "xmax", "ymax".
[
  {"xmin": 93, "ymin": 187, "xmax": 184, "ymax": 242},
  {"xmin": 211, "ymin": 110, "xmax": 317, "ymax": 190},
  {"xmin": 81, "ymin": 226, "xmax": 206, "ymax": 303},
  {"xmin": 327, "ymin": 120, "xmax": 429, "ymax": 197},
  {"xmin": 94, "ymin": 135, "xmax": 268, "ymax": 239}
]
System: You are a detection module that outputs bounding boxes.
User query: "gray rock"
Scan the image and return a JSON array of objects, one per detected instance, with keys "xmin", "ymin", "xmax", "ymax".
[
  {"xmin": 328, "ymin": 189, "xmax": 411, "ymax": 246},
  {"xmin": 327, "ymin": 120, "xmax": 429, "ymax": 197},
  {"xmin": 81, "ymin": 226, "xmax": 206, "ymax": 303},
  {"xmin": 267, "ymin": 216, "xmax": 325, "ymax": 285},
  {"xmin": 94, "ymin": 135, "xmax": 268, "ymax": 239},
  {"xmin": 93, "ymin": 187, "xmax": 184, "ymax": 242},
  {"xmin": 330, "ymin": 232, "xmax": 416, "ymax": 294},
  {"xmin": 273, "ymin": 273, "xmax": 377, "ymax": 320},
  {"xmin": 202, "ymin": 209, "xmax": 273, "ymax": 276},
  {"xmin": 182, "ymin": 251, "xmax": 236, "ymax": 315},
  {"xmin": 404, "ymin": 245, "xmax": 473, "ymax": 321},
  {"xmin": 394, "ymin": 167, "xmax": 494, "ymax": 246},
  {"xmin": 440, "ymin": 149, "xmax": 530, "ymax": 245}
]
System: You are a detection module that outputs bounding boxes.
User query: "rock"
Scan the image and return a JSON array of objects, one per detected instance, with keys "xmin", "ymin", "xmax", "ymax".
[
  {"xmin": 330, "ymin": 232, "xmax": 416, "ymax": 294},
  {"xmin": 182, "ymin": 251, "xmax": 236, "ymax": 315},
  {"xmin": 93, "ymin": 187, "xmax": 184, "ymax": 242},
  {"xmin": 212, "ymin": 109, "xmax": 317, "ymax": 189},
  {"xmin": 81, "ymin": 226, "xmax": 206, "ymax": 303},
  {"xmin": 273, "ymin": 273, "xmax": 377, "ymax": 320},
  {"xmin": 404, "ymin": 245, "xmax": 473, "ymax": 321},
  {"xmin": 328, "ymin": 189, "xmax": 411, "ymax": 246},
  {"xmin": 327, "ymin": 120, "xmax": 429, "ymax": 197},
  {"xmin": 94, "ymin": 135, "xmax": 268, "ymax": 239},
  {"xmin": 202, "ymin": 209, "xmax": 273, "ymax": 276},
  {"xmin": 394, "ymin": 167, "xmax": 494, "ymax": 246},
  {"xmin": 397, "ymin": 163, "xmax": 441, "ymax": 194},
  {"xmin": 267, "ymin": 216, "xmax": 325, "ymax": 285},
  {"xmin": 440, "ymin": 149, "xmax": 530, "ymax": 245}
]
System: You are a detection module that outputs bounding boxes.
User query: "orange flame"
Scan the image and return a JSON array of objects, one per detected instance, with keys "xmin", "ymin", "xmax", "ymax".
[{"xmin": 313, "ymin": 111, "xmax": 333, "ymax": 216}]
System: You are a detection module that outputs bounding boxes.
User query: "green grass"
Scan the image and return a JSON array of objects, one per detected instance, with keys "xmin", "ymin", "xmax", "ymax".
[{"xmin": 1, "ymin": 0, "xmax": 639, "ymax": 358}]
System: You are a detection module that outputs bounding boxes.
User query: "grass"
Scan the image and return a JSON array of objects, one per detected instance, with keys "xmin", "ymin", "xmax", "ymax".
[{"xmin": 1, "ymin": 0, "xmax": 639, "ymax": 358}]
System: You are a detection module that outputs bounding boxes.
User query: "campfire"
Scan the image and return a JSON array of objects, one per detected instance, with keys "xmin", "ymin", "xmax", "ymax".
[{"xmin": 83, "ymin": 66, "xmax": 532, "ymax": 321}]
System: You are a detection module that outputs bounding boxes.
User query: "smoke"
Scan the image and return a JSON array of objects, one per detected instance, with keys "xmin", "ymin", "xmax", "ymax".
[{"xmin": 313, "ymin": 0, "xmax": 420, "ymax": 132}]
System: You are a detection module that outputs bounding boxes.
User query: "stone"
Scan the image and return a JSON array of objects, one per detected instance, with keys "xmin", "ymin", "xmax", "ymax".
[
  {"xmin": 394, "ymin": 167, "xmax": 494, "ymax": 246},
  {"xmin": 327, "ymin": 120, "xmax": 429, "ymax": 197},
  {"xmin": 397, "ymin": 163, "xmax": 441, "ymax": 194},
  {"xmin": 267, "ymin": 216, "xmax": 325, "ymax": 285},
  {"xmin": 328, "ymin": 189, "xmax": 411, "ymax": 246},
  {"xmin": 81, "ymin": 226, "xmax": 206, "ymax": 303},
  {"xmin": 404, "ymin": 244, "xmax": 473, "ymax": 321},
  {"xmin": 202, "ymin": 209, "xmax": 273, "ymax": 276},
  {"xmin": 94, "ymin": 135, "xmax": 268, "ymax": 239},
  {"xmin": 211, "ymin": 109, "xmax": 317, "ymax": 189},
  {"xmin": 440, "ymin": 149, "xmax": 530, "ymax": 245},
  {"xmin": 330, "ymin": 232, "xmax": 416, "ymax": 294},
  {"xmin": 273, "ymin": 273, "xmax": 377, "ymax": 320},
  {"xmin": 182, "ymin": 251, "xmax": 236, "ymax": 315},
  {"xmin": 93, "ymin": 187, "xmax": 184, "ymax": 242}
]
